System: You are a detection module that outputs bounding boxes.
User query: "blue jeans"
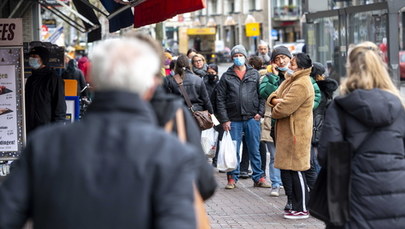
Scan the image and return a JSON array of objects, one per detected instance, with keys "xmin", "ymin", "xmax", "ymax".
[
  {"xmin": 227, "ymin": 118, "xmax": 264, "ymax": 182},
  {"xmin": 266, "ymin": 141, "xmax": 282, "ymax": 188}
]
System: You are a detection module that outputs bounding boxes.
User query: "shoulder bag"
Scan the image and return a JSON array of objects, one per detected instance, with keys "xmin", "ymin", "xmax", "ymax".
[{"xmin": 173, "ymin": 74, "xmax": 214, "ymax": 130}]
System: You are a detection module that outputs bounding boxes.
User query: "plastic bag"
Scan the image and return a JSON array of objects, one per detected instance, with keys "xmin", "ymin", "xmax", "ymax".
[
  {"xmin": 217, "ymin": 131, "xmax": 237, "ymax": 172},
  {"xmin": 201, "ymin": 128, "xmax": 218, "ymax": 158}
]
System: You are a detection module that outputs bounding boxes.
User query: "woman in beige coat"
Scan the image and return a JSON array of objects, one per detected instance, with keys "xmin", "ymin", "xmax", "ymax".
[{"xmin": 267, "ymin": 53, "xmax": 314, "ymax": 219}]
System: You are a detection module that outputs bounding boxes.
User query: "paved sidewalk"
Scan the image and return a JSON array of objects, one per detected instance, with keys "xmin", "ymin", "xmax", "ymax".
[{"xmin": 205, "ymin": 170, "xmax": 325, "ymax": 229}]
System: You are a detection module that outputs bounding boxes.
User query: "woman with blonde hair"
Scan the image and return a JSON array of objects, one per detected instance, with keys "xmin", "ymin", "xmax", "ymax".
[
  {"xmin": 317, "ymin": 41, "xmax": 405, "ymax": 228},
  {"xmin": 191, "ymin": 54, "xmax": 208, "ymax": 78}
]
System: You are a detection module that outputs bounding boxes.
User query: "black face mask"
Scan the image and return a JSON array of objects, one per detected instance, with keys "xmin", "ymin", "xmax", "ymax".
[{"xmin": 208, "ymin": 74, "xmax": 218, "ymax": 82}]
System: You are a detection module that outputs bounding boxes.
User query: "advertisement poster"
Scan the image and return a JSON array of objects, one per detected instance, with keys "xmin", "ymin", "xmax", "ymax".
[{"xmin": 0, "ymin": 65, "xmax": 18, "ymax": 152}]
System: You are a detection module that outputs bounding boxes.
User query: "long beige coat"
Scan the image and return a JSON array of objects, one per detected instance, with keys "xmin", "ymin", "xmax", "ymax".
[{"xmin": 267, "ymin": 68, "xmax": 314, "ymax": 171}]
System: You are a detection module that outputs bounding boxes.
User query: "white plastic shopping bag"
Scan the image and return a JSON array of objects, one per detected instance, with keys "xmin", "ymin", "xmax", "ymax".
[
  {"xmin": 201, "ymin": 127, "xmax": 218, "ymax": 158},
  {"xmin": 217, "ymin": 131, "xmax": 237, "ymax": 172}
]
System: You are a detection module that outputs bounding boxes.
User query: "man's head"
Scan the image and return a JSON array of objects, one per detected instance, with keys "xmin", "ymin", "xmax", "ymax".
[
  {"xmin": 231, "ymin": 45, "xmax": 247, "ymax": 67},
  {"xmin": 271, "ymin": 46, "xmax": 292, "ymax": 70},
  {"xmin": 257, "ymin": 41, "xmax": 269, "ymax": 55},
  {"xmin": 89, "ymin": 37, "xmax": 160, "ymax": 97},
  {"xmin": 29, "ymin": 46, "xmax": 50, "ymax": 69}
]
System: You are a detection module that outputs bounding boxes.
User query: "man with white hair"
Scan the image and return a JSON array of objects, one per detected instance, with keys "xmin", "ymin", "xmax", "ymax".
[
  {"xmin": 256, "ymin": 41, "xmax": 271, "ymax": 66},
  {"xmin": 0, "ymin": 37, "xmax": 198, "ymax": 228}
]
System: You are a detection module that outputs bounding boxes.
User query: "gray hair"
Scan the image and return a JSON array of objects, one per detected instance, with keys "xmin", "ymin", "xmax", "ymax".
[{"xmin": 89, "ymin": 37, "xmax": 160, "ymax": 96}]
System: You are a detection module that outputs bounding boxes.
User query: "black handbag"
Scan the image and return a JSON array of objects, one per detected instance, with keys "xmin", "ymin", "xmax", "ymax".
[{"xmin": 173, "ymin": 74, "xmax": 213, "ymax": 130}]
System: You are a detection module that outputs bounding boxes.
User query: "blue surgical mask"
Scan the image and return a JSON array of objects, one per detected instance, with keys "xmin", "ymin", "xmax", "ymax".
[
  {"xmin": 277, "ymin": 66, "xmax": 289, "ymax": 72},
  {"xmin": 29, "ymin": 57, "xmax": 41, "ymax": 69},
  {"xmin": 233, "ymin": 56, "xmax": 245, "ymax": 66},
  {"xmin": 286, "ymin": 69, "xmax": 294, "ymax": 75}
]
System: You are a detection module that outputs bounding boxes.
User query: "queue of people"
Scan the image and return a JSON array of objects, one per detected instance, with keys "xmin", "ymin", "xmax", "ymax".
[{"xmin": 0, "ymin": 34, "xmax": 403, "ymax": 228}]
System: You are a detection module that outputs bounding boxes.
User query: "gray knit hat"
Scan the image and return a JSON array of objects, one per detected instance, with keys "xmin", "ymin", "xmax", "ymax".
[
  {"xmin": 271, "ymin": 46, "xmax": 292, "ymax": 61},
  {"xmin": 231, "ymin": 45, "xmax": 247, "ymax": 58}
]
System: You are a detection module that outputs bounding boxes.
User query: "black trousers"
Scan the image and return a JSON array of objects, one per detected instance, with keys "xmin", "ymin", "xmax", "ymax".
[{"xmin": 281, "ymin": 170, "xmax": 309, "ymax": 212}]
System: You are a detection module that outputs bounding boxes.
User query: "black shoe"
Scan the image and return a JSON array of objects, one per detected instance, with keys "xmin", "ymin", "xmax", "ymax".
[
  {"xmin": 239, "ymin": 171, "xmax": 250, "ymax": 179},
  {"xmin": 284, "ymin": 201, "xmax": 293, "ymax": 213}
]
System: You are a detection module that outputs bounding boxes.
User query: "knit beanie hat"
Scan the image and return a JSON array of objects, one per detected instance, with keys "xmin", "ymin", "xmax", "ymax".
[
  {"xmin": 295, "ymin": 53, "xmax": 312, "ymax": 69},
  {"xmin": 29, "ymin": 46, "xmax": 50, "ymax": 65},
  {"xmin": 311, "ymin": 62, "xmax": 325, "ymax": 77},
  {"xmin": 271, "ymin": 46, "xmax": 292, "ymax": 61},
  {"xmin": 231, "ymin": 45, "xmax": 247, "ymax": 58}
]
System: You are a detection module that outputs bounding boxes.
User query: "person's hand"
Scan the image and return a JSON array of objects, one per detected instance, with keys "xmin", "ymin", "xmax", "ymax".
[
  {"xmin": 271, "ymin": 98, "xmax": 284, "ymax": 106},
  {"xmin": 222, "ymin": 121, "xmax": 231, "ymax": 131},
  {"xmin": 271, "ymin": 63, "xmax": 279, "ymax": 76},
  {"xmin": 254, "ymin": 114, "xmax": 261, "ymax": 121}
]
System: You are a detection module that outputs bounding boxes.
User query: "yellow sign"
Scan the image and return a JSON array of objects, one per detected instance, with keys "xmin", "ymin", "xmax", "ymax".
[
  {"xmin": 245, "ymin": 23, "xmax": 260, "ymax": 37},
  {"xmin": 187, "ymin": 28, "xmax": 216, "ymax": 35}
]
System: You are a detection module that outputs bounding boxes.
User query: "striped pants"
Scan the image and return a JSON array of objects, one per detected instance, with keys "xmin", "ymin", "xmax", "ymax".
[{"xmin": 281, "ymin": 170, "xmax": 309, "ymax": 212}]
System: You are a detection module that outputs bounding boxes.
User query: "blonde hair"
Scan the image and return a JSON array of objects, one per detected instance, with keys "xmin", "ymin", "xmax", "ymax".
[
  {"xmin": 342, "ymin": 41, "xmax": 402, "ymax": 103},
  {"xmin": 192, "ymin": 54, "xmax": 206, "ymax": 65}
]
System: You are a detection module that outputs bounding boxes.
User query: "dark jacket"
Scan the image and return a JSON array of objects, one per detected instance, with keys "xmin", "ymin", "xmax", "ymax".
[
  {"xmin": 318, "ymin": 89, "xmax": 405, "ymax": 228},
  {"xmin": 25, "ymin": 66, "xmax": 66, "ymax": 135},
  {"xmin": 0, "ymin": 91, "xmax": 197, "ymax": 229},
  {"xmin": 216, "ymin": 65, "xmax": 265, "ymax": 123},
  {"xmin": 62, "ymin": 59, "xmax": 88, "ymax": 96},
  {"xmin": 312, "ymin": 78, "xmax": 338, "ymax": 145},
  {"xmin": 150, "ymin": 86, "xmax": 217, "ymax": 200},
  {"xmin": 164, "ymin": 70, "xmax": 213, "ymax": 114}
]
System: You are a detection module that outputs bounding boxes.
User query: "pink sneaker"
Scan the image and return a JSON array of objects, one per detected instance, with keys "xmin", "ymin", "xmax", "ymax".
[{"xmin": 284, "ymin": 211, "xmax": 309, "ymax": 219}]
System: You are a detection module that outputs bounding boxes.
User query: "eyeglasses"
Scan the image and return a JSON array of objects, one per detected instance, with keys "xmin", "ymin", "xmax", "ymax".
[{"xmin": 193, "ymin": 59, "xmax": 203, "ymax": 63}]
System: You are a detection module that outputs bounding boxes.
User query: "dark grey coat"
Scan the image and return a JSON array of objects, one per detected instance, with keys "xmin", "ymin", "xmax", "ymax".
[
  {"xmin": 0, "ymin": 91, "xmax": 197, "ymax": 229},
  {"xmin": 318, "ymin": 89, "xmax": 405, "ymax": 228}
]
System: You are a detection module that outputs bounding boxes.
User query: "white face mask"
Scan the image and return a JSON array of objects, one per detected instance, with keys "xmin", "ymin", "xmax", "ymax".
[{"xmin": 29, "ymin": 57, "xmax": 41, "ymax": 69}]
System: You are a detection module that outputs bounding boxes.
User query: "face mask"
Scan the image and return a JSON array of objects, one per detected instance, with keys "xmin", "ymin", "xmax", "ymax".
[
  {"xmin": 277, "ymin": 66, "xmax": 289, "ymax": 72},
  {"xmin": 233, "ymin": 56, "xmax": 245, "ymax": 66},
  {"xmin": 29, "ymin": 57, "xmax": 41, "ymax": 69},
  {"xmin": 286, "ymin": 69, "xmax": 294, "ymax": 75},
  {"xmin": 208, "ymin": 74, "xmax": 218, "ymax": 82}
]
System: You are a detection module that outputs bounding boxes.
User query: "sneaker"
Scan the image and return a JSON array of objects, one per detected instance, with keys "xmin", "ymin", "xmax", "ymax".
[
  {"xmin": 270, "ymin": 186, "xmax": 280, "ymax": 197},
  {"xmin": 239, "ymin": 171, "xmax": 250, "ymax": 179},
  {"xmin": 284, "ymin": 211, "xmax": 309, "ymax": 219},
  {"xmin": 225, "ymin": 175, "xmax": 236, "ymax": 189},
  {"xmin": 253, "ymin": 177, "xmax": 271, "ymax": 188}
]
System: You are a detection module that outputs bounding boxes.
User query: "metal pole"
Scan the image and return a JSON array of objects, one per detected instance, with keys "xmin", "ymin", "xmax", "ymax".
[
  {"xmin": 386, "ymin": 5, "xmax": 400, "ymax": 87},
  {"xmin": 268, "ymin": 0, "xmax": 273, "ymax": 49}
]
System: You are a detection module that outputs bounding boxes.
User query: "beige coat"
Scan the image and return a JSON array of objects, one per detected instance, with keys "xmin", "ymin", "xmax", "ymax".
[{"xmin": 267, "ymin": 68, "xmax": 314, "ymax": 171}]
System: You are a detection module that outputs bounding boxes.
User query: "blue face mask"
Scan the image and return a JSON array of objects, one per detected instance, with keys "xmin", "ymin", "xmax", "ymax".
[
  {"xmin": 277, "ymin": 66, "xmax": 289, "ymax": 72},
  {"xmin": 29, "ymin": 57, "xmax": 41, "ymax": 69},
  {"xmin": 233, "ymin": 56, "xmax": 245, "ymax": 66},
  {"xmin": 286, "ymin": 69, "xmax": 294, "ymax": 75}
]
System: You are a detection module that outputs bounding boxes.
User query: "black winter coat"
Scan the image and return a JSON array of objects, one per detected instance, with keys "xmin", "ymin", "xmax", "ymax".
[
  {"xmin": 164, "ymin": 70, "xmax": 213, "ymax": 114},
  {"xmin": 25, "ymin": 67, "xmax": 66, "ymax": 135},
  {"xmin": 0, "ymin": 91, "xmax": 198, "ymax": 229},
  {"xmin": 216, "ymin": 64, "xmax": 265, "ymax": 123},
  {"xmin": 150, "ymin": 86, "xmax": 217, "ymax": 200},
  {"xmin": 312, "ymin": 78, "xmax": 338, "ymax": 145},
  {"xmin": 62, "ymin": 60, "xmax": 87, "ymax": 96},
  {"xmin": 318, "ymin": 89, "xmax": 405, "ymax": 228}
]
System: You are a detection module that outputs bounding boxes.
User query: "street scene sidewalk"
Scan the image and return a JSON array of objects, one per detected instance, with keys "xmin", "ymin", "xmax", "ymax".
[{"xmin": 205, "ymin": 170, "xmax": 325, "ymax": 229}]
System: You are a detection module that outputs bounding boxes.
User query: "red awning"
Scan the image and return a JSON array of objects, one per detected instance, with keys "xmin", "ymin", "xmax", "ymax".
[{"xmin": 133, "ymin": 0, "xmax": 205, "ymax": 28}]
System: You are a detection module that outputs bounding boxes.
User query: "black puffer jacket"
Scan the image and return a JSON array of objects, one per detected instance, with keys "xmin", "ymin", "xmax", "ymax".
[
  {"xmin": 318, "ymin": 89, "xmax": 405, "ymax": 228},
  {"xmin": 164, "ymin": 70, "xmax": 213, "ymax": 114},
  {"xmin": 216, "ymin": 65, "xmax": 265, "ymax": 123},
  {"xmin": 25, "ymin": 66, "xmax": 66, "ymax": 135}
]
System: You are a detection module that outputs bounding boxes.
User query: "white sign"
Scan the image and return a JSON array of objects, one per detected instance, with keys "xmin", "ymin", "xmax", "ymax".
[
  {"xmin": 0, "ymin": 65, "xmax": 18, "ymax": 151},
  {"xmin": 0, "ymin": 18, "xmax": 23, "ymax": 46}
]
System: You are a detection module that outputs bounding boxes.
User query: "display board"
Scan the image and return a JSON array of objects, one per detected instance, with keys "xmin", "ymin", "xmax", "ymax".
[{"xmin": 0, "ymin": 48, "xmax": 25, "ymax": 159}]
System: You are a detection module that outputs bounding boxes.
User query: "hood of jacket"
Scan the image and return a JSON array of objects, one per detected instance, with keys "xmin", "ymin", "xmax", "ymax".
[
  {"xmin": 317, "ymin": 78, "xmax": 338, "ymax": 99},
  {"xmin": 335, "ymin": 89, "xmax": 403, "ymax": 127}
]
